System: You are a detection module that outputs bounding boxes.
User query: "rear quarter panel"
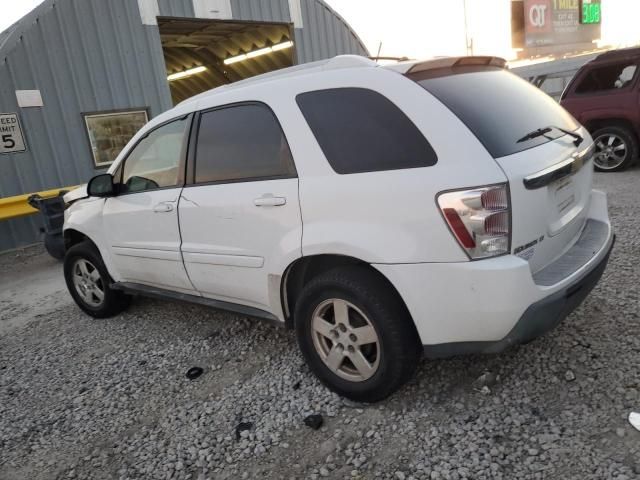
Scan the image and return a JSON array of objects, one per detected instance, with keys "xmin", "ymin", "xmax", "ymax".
[{"xmin": 278, "ymin": 67, "xmax": 508, "ymax": 263}]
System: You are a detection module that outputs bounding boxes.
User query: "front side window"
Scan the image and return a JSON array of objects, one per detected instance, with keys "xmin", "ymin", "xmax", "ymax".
[
  {"xmin": 120, "ymin": 117, "xmax": 188, "ymax": 194},
  {"xmin": 296, "ymin": 88, "xmax": 437, "ymax": 174},
  {"xmin": 575, "ymin": 62, "xmax": 638, "ymax": 94},
  {"xmin": 83, "ymin": 109, "xmax": 149, "ymax": 168},
  {"xmin": 194, "ymin": 103, "xmax": 296, "ymax": 184}
]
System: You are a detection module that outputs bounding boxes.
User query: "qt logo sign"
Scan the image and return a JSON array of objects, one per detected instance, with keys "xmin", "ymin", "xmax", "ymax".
[
  {"xmin": 530, "ymin": 4, "xmax": 547, "ymax": 27},
  {"xmin": 525, "ymin": 0, "xmax": 552, "ymax": 32}
]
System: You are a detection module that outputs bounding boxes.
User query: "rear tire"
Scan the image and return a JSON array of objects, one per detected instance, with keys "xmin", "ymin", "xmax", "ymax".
[
  {"xmin": 294, "ymin": 266, "xmax": 421, "ymax": 402},
  {"xmin": 592, "ymin": 126, "xmax": 638, "ymax": 172},
  {"xmin": 64, "ymin": 241, "xmax": 131, "ymax": 318}
]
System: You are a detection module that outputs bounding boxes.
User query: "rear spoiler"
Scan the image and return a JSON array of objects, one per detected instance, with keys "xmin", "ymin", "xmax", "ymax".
[
  {"xmin": 387, "ymin": 56, "xmax": 507, "ymax": 79},
  {"xmin": 409, "ymin": 56, "xmax": 506, "ymax": 74}
]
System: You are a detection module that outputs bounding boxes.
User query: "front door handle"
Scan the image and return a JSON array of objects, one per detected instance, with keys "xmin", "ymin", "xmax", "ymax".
[
  {"xmin": 153, "ymin": 202, "xmax": 174, "ymax": 213},
  {"xmin": 254, "ymin": 194, "xmax": 286, "ymax": 207}
]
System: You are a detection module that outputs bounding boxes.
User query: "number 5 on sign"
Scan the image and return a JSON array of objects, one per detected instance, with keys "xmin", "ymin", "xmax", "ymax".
[{"xmin": 0, "ymin": 113, "xmax": 27, "ymax": 154}]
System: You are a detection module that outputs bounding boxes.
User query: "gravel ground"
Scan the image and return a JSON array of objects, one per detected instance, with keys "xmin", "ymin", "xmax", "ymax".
[{"xmin": 1, "ymin": 169, "xmax": 639, "ymax": 480}]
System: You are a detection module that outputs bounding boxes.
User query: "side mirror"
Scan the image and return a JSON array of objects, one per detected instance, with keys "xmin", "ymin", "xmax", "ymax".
[{"xmin": 87, "ymin": 173, "xmax": 115, "ymax": 197}]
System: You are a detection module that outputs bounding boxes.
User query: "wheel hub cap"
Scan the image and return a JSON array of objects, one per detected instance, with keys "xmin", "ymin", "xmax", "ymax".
[
  {"xmin": 594, "ymin": 133, "xmax": 627, "ymax": 170},
  {"xmin": 311, "ymin": 299, "xmax": 380, "ymax": 382},
  {"xmin": 72, "ymin": 259, "xmax": 105, "ymax": 307}
]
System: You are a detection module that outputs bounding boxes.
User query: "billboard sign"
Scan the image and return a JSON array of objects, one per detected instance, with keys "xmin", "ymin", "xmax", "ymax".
[{"xmin": 525, "ymin": 0, "xmax": 601, "ymax": 47}]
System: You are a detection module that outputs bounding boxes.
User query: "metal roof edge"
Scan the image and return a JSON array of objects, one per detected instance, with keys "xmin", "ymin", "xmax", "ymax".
[
  {"xmin": 312, "ymin": 0, "xmax": 370, "ymax": 56},
  {"xmin": 0, "ymin": 0, "xmax": 57, "ymax": 60}
]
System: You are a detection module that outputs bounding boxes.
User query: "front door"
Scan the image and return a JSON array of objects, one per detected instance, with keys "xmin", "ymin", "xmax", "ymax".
[
  {"xmin": 178, "ymin": 103, "xmax": 302, "ymax": 311},
  {"xmin": 103, "ymin": 116, "xmax": 195, "ymax": 293}
]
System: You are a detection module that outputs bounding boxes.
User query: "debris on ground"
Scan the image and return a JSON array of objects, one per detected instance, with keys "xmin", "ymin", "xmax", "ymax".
[
  {"xmin": 235, "ymin": 422, "xmax": 254, "ymax": 441},
  {"xmin": 630, "ymin": 412, "xmax": 640, "ymax": 432},
  {"xmin": 185, "ymin": 366, "xmax": 204, "ymax": 380},
  {"xmin": 303, "ymin": 414, "xmax": 324, "ymax": 430},
  {"xmin": 472, "ymin": 371, "xmax": 498, "ymax": 390}
]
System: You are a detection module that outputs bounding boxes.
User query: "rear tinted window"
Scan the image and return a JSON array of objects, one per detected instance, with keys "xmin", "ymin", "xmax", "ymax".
[
  {"xmin": 296, "ymin": 88, "xmax": 437, "ymax": 174},
  {"xmin": 195, "ymin": 103, "xmax": 296, "ymax": 184},
  {"xmin": 411, "ymin": 68, "xmax": 579, "ymax": 158}
]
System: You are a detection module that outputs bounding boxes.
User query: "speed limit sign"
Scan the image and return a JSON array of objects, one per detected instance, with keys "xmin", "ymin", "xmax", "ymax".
[{"xmin": 0, "ymin": 113, "xmax": 26, "ymax": 154}]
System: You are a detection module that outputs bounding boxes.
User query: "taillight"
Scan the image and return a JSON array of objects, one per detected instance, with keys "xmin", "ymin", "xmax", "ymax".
[{"xmin": 437, "ymin": 184, "xmax": 511, "ymax": 259}]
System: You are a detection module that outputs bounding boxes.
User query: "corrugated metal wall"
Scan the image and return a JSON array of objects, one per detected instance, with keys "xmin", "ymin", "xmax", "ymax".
[
  {"xmin": 157, "ymin": 0, "xmax": 196, "ymax": 18},
  {"xmin": 230, "ymin": 0, "xmax": 291, "ymax": 22},
  {"xmin": 0, "ymin": 0, "xmax": 367, "ymax": 252}
]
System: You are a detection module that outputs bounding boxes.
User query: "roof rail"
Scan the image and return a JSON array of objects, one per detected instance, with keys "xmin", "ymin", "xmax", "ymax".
[{"xmin": 324, "ymin": 54, "xmax": 377, "ymax": 69}]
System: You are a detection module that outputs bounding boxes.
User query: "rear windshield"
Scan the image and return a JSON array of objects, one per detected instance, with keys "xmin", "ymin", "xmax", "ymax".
[{"xmin": 410, "ymin": 67, "xmax": 579, "ymax": 158}]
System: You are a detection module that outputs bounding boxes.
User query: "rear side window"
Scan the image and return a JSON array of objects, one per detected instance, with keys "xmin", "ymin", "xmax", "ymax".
[
  {"xmin": 194, "ymin": 103, "xmax": 296, "ymax": 184},
  {"xmin": 296, "ymin": 88, "xmax": 437, "ymax": 174},
  {"xmin": 575, "ymin": 62, "xmax": 638, "ymax": 94},
  {"xmin": 411, "ymin": 67, "xmax": 579, "ymax": 158}
]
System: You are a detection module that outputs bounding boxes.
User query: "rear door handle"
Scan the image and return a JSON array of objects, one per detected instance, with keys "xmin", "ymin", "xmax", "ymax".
[
  {"xmin": 153, "ymin": 202, "xmax": 174, "ymax": 213},
  {"xmin": 254, "ymin": 194, "xmax": 286, "ymax": 207}
]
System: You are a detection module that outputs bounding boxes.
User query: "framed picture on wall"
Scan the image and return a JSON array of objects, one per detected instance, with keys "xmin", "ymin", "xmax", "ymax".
[{"xmin": 82, "ymin": 108, "xmax": 149, "ymax": 168}]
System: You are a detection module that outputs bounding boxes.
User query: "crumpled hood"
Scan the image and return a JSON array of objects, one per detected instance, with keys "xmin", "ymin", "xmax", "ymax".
[{"xmin": 63, "ymin": 184, "xmax": 87, "ymax": 204}]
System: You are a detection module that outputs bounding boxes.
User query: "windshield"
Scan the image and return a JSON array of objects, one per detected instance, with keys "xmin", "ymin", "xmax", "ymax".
[{"xmin": 410, "ymin": 67, "xmax": 579, "ymax": 158}]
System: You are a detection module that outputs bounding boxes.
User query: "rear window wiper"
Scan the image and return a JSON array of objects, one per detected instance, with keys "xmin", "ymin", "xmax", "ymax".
[{"xmin": 517, "ymin": 126, "xmax": 583, "ymax": 147}]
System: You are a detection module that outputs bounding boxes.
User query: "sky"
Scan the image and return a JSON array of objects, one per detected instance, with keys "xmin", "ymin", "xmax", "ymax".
[
  {"xmin": 0, "ymin": 0, "xmax": 45, "ymax": 31},
  {"xmin": 325, "ymin": 0, "xmax": 468, "ymax": 59},
  {"xmin": 0, "ymin": 0, "xmax": 470, "ymax": 58}
]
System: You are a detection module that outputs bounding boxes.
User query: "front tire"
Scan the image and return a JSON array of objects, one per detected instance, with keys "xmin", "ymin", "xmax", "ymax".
[
  {"xmin": 592, "ymin": 126, "xmax": 638, "ymax": 172},
  {"xmin": 64, "ymin": 241, "xmax": 131, "ymax": 318},
  {"xmin": 294, "ymin": 266, "xmax": 421, "ymax": 402}
]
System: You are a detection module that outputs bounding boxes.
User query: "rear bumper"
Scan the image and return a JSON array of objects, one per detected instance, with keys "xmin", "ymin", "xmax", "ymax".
[
  {"xmin": 374, "ymin": 189, "xmax": 613, "ymax": 357},
  {"xmin": 421, "ymin": 233, "xmax": 614, "ymax": 358}
]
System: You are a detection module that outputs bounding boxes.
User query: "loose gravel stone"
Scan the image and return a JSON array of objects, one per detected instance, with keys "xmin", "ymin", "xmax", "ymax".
[{"xmin": 1, "ymin": 170, "xmax": 639, "ymax": 479}]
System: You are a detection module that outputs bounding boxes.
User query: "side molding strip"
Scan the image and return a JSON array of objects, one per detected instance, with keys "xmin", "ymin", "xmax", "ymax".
[{"xmin": 112, "ymin": 282, "xmax": 282, "ymax": 326}]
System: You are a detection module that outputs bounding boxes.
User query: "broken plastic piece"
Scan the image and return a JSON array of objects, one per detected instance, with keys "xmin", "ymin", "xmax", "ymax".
[
  {"xmin": 304, "ymin": 413, "xmax": 324, "ymax": 430},
  {"xmin": 186, "ymin": 367, "xmax": 204, "ymax": 380},
  {"xmin": 629, "ymin": 412, "xmax": 640, "ymax": 432}
]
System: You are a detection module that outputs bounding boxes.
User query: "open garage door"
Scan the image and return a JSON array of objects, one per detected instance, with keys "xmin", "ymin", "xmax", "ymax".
[{"xmin": 159, "ymin": 17, "xmax": 295, "ymax": 105}]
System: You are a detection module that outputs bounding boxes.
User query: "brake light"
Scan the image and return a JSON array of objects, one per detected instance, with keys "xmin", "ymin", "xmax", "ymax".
[{"xmin": 438, "ymin": 184, "xmax": 511, "ymax": 259}]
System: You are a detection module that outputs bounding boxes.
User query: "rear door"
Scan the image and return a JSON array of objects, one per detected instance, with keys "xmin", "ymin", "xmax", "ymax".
[
  {"xmin": 411, "ymin": 67, "xmax": 594, "ymax": 273},
  {"xmin": 103, "ymin": 116, "xmax": 196, "ymax": 293},
  {"xmin": 178, "ymin": 102, "xmax": 301, "ymax": 311}
]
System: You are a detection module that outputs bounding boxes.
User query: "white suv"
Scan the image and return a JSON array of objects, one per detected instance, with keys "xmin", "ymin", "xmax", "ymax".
[{"xmin": 63, "ymin": 56, "xmax": 614, "ymax": 401}]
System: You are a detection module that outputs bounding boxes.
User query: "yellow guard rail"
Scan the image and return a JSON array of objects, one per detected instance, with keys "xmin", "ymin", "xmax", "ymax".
[{"xmin": 0, "ymin": 186, "xmax": 78, "ymax": 221}]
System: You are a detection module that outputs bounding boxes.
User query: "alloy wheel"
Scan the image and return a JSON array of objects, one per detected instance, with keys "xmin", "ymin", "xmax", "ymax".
[
  {"xmin": 72, "ymin": 258, "xmax": 105, "ymax": 307},
  {"xmin": 311, "ymin": 298, "xmax": 380, "ymax": 382},
  {"xmin": 594, "ymin": 133, "xmax": 628, "ymax": 170}
]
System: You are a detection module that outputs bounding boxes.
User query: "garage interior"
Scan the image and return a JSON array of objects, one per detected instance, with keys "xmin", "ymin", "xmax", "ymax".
[{"xmin": 158, "ymin": 17, "xmax": 296, "ymax": 104}]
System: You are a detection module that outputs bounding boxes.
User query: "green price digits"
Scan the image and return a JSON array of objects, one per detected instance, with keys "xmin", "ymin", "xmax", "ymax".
[{"xmin": 581, "ymin": 2, "xmax": 601, "ymax": 24}]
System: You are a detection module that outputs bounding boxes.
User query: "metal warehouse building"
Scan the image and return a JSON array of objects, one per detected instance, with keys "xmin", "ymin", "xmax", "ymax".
[{"xmin": 0, "ymin": 0, "xmax": 368, "ymax": 251}]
